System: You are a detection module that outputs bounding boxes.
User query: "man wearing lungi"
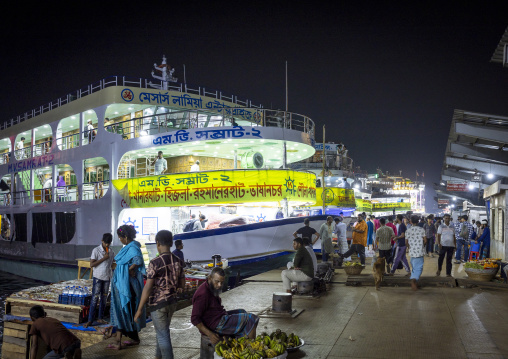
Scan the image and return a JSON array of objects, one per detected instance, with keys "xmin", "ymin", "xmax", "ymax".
[{"xmin": 191, "ymin": 267, "xmax": 259, "ymax": 345}]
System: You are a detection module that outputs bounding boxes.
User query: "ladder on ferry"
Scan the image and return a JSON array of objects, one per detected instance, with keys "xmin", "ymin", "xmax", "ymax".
[{"xmin": 136, "ymin": 155, "xmax": 157, "ymax": 177}]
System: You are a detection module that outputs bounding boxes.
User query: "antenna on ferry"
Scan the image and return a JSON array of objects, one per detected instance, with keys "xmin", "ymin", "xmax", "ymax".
[
  {"xmin": 285, "ymin": 61, "xmax": 288, "ymax": 112},
  {"xmin": 149, "ymin": 55, "xmax": 178, "ymax": 90}
]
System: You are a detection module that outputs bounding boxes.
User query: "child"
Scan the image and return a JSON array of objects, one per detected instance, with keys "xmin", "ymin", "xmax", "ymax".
[
  {"xmin": 84, "ymin": 233, "xmax": 115, "ymax": 328},
  {"xmin": 172, "ymin": 239, "xmax": 185, "ymax": 262},
  {"xmin": 29, "ymin": 305, "xmax": 81, "ymax": 359},
  {"xmin": 134, "ymin": 230, "xmax": 185, "ymax": 359}
]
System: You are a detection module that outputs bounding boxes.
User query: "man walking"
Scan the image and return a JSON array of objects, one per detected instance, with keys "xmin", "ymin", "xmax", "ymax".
[
  {"xmin": 341, "ymin": 214, "xmax": 368, "ymax": 266},
  {"xmin": 376, "ymin": 218, "xmax": 394, "ymax": 272},
  {"xmin": 319, "ymin": 216, "xmax": 334, "ymax": 262},
  {"xmin": 387, "ymin": 214, "xmax": 411, "ymax": 276},
  {"xmin": 406, "ymin": 216, "xmax": 427, "ymax": 290},
  {"xmin": 455, "ymin": 215, "xmax": 474, "ymax": 263},
  {"xmin": 436, "ymin": 213, "xmax": 456, "ymax": 277}
]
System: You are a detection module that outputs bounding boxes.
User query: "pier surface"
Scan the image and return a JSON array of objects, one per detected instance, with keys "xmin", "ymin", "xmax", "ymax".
[{"xmin": 82, "ymin": 257, "xmax": 508, "ymax": 358}]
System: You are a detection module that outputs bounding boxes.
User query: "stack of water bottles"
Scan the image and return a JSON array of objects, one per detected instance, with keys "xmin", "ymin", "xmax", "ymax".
[{"xmin": 58, "ymin": 286, "xmax": 92, "ymax": 306}]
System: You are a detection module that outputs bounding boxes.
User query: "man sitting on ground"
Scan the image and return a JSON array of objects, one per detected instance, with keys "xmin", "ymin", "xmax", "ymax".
[
  {"xmin": 281, "ymin": 237, "xmax": 314, "ymax": 293},
  {"xmin": 191, "ymin": 267, "xmax": 259, "ymax": 345}
]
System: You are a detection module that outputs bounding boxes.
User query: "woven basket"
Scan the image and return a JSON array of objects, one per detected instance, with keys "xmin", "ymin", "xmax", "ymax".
[
  {"xmin": 343, "ymin": 265, "xmax": 364, "ymax": 275},
  {"xmin": 465, "ymin": 268, "xmax": 497, "ymax": 282}
]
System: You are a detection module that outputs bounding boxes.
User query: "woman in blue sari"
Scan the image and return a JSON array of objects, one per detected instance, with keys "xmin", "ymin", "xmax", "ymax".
[{"xmin": 109, "ymin": 225, "xmax": 146, "ymax": 350}]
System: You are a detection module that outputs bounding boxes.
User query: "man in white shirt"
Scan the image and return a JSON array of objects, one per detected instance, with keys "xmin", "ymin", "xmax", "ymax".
[
  {"xmin": 436, "ymin": 213, "xmax": 456, "ymax": 277},
  {"xmin": 190, "ymin": 160, "xmax": 200, "ymax": 172},
  {"xmin": 16, "ymin": 137, "xmax": 26, "ymax": 159},
  {"xmin": 406, "ymin": 215, "xmax": 427, "ymax": 291},
  {"xmin": 152, "ymin": 151, "xmax": 167, "ymax": 175},
  {"xmin": 86, "ymin": 120, "xmax": 95, "ymax": 143},
  {"xmin": 333, "ymin": 217, "xmax": 349, "ymax": 260}
]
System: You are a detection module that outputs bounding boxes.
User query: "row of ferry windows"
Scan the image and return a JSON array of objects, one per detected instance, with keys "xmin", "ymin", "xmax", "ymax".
[
  {"xmin": 0, "ymin": 158, "xmax": 110, "ymax": 206},
  {"xmin": 0, "ymin": 212, "xmax": 75, "ymax": 244},
  {"xmin": 0, "ymin": 104, "xmax": 249, "ymax": 165}
]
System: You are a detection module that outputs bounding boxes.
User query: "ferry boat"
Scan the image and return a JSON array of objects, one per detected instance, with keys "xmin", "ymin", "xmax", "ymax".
[{"xmin": 0, "ymin": 57, "xmax": 323, "ymax": 281}]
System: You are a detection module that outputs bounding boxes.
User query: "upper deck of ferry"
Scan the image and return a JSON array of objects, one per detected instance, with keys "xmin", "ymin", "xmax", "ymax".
[{"xmin": 0, "ymin": 75, "xmax": 317, "ymax": 208}]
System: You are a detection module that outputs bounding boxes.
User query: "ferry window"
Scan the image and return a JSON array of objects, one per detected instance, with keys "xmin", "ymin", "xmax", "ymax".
[
  {"xmin": 13, "ymin": 213, "xmax": 27, "ymax": 242},
  {"xmin": 32, "ymin": 212, "xmax": 53, "ymax": 244},
  {"xmin": 0, "ymin": 138, "xmax": 12, "ymax": 165},
  {"xmin": 0, "ymin": 213, "xmax": 12, "ymax": 240},
  {"xmin": 14, "ymin": 171, "xmax": 31, "ymax": 205},
  {"xmin": 33, "ymin": 125, "xmax": 53, "ymax": 156},
  {"xmin": 55, "ymin": 211, "xmax": 76, "ymax": 244},
  {"xmin": 83, "ymin": 157, "xmax": 109, "ymax": 200},
  {"xmin": 55, "ymin": 164, "xmax": 77, "ymax": 202},
  {"xmin": 105, "ymin": 104, "xmax": 174, "ymax": 139},
  {"xmin": 14, "ymin": 131, "xmax": 31, "ymax": 160},
  {"xmin": 0, "ymin": 174, "xmax": 11, "ymax": 206},
  {"xmin": 57, "ymin": 114, "xmax": 80, "ymax": 151},
  {"xmin": 83, "ymin": 110, "xmax": 98, "ymax": 146},
  {"xmin": 32, "ymin": 167, "xmax": 52, "ymax": 204}
]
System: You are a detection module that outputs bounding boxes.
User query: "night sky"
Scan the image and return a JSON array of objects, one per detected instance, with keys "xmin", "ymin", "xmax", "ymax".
[{"xmin": 2, "ymin": 2, "xmax": 508, "ymax": 212}]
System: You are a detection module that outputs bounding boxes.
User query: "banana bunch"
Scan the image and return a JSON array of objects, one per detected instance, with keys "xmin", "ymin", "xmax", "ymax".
[
  {"xmin": 263, "ymin": 329, "xmax": 301, "ymax": 348},
  {"xmin": 214, "ymin": 333, "xmax": 289, "ymax": 358}
]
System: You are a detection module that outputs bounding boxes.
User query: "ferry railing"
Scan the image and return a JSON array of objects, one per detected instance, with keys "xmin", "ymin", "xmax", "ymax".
[
  {"xmin": 0, "ymin": 193, "xmax": 11, "ymax": 206},
  {"xmin": 82, "ymin": 180, "xmax": 110, "ymax": 200},
  {"xmin": 14, "ymin": 147, "xmax": 31, "ymax": 161},
  {"xmin": 56, "ymin": 133, "xmax": 80, "ymax": 151},
  {"xmin": 12, "ymin": 191, "xmax": 30, "ymax": 206},
  {"xmin": 0, "ymin": 76, "xmax": 263, "ymax": 131},
  {"xmin": 0, "ymin": 152, "xmax": 11, "ymax": 165},
  {"xmin": 32, "ymin": 140, "xmax": 52, "ymax": 157},
  {"xmin": 104, "ymin": 107, "xmax": 315, "ymax": 140}
]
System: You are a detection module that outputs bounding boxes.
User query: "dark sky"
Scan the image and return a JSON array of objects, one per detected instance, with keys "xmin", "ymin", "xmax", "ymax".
[{"xmin": 2, "ymin": 1, "xmax": 508, "ymax": 212}]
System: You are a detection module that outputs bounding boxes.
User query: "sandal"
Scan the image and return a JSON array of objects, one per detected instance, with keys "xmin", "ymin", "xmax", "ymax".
[{"xmin": 106, "ymin": 343, "xmax": 121, "ymax": 350}]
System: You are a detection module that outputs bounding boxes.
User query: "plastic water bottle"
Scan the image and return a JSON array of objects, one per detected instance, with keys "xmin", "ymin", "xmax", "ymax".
[
  {"xmin": 77, "ymin": 287, "xmax": 84, "ymax": 305},
  {"xmin": 71, "ymin": 286, "xmax": 78, "ymax": 305},
  {"xmin": 62, "ymin": 286, "xmax": 69, "ymax": 304},
  {"xmin": 68, "ymin": 286, "xmax": 74, "ymax": 304}
]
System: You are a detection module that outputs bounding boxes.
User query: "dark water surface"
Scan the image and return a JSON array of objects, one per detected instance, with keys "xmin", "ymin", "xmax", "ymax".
[{"xmin": 0, "ymin": 271, "xmax": 48, "ymax": 351}]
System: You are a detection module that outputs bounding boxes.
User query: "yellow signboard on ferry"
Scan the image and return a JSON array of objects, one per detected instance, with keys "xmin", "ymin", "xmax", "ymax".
[
  {"xmin": 315, "ymin": 188, "xmax": 356, "ymax": 208},
  {"xmin": 112, "ymin": 170, "xmax": 316, "ymax": 208}
]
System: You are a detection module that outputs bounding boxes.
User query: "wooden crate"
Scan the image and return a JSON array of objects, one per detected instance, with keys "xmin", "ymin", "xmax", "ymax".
[
  {"xmin": 2, "ymin": 322, "xmax": 29, "ymax": 359},
  {"xmin": 6, "ymin": 298, "xmax": 83, "ymax": 324}
]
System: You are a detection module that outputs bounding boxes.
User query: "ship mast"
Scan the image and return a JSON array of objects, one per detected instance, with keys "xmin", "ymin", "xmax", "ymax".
[{"xmin": 149, "ymin": 55, "xmax": 178, "ymax": 90}]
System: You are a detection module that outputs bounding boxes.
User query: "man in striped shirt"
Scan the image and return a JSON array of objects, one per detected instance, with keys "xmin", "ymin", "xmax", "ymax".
[{"xmin": 454, "ymin": 215, "xmax": 474, "ymax": 263}]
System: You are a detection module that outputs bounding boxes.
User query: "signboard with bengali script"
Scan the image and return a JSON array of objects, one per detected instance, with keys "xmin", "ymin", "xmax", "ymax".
[
  {"xmin": 112, "ymin": 169, "xmax": 316, "ymax": 208},
  {"xmin": 372, "ymin": 202, "xmax": 411, "ymax": 212},
  {"xmin": 315, "ymin": 187, "xmax": 356, "ymax": 208},
  {"xmin": 355, "ymin": 198, "xmax": 372, "ymax": 213}
]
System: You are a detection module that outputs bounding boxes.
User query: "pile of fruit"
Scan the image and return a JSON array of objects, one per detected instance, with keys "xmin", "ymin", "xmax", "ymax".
[
  {"xmin": 343, "ymin": 262, "xmax": 362, "ymax": 267},
  {"xmin": 215, "ymin": 329, "xmax": 301, "ymax": 358},
  {"xmin": 465, "ymin": 258, "xmax": 500, "ymax": 270}
]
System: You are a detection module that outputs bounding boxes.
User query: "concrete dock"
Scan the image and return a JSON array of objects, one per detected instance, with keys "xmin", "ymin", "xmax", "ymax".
[{"xmin": 82, "ymin": 257, "xmax": 508, "ymax": 358}]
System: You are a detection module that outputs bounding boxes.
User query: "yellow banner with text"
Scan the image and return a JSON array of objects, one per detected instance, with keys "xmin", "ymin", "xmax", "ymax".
[
  {"xmin": 112, "ymin": 169, "xmax": 316, "ymax": 208},
  {"xmin": 315, "ymin": 188, "xmax": 356, "ymax": 208}
]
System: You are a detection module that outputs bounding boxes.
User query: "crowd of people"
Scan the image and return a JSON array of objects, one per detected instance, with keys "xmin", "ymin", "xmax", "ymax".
[
  {"xmin": 28, "ymin": 225, "xmax": 258, "ymax": 359},
  {"xmin": 288, "ymin": 212, "xmax": 491, "ymax": 292}
]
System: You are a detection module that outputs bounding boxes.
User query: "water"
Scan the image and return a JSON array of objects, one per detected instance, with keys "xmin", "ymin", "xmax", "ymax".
[{"xmin": 0, "ymin": 270, "xmax": 47, "ymax": 351}]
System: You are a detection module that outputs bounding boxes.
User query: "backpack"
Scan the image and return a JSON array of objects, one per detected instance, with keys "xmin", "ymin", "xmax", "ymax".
[
  {"xmin": 183, "ymin": 219, "xmax": 197, "ymax": 232},
  {"xmin": 459, "ymin": 223, "xmax": 469, "ymax": 240}
]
